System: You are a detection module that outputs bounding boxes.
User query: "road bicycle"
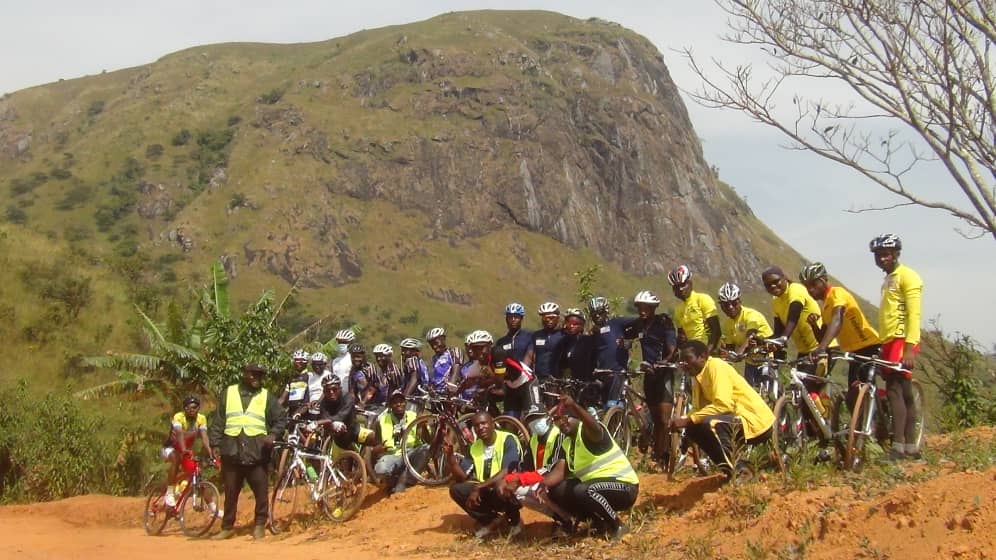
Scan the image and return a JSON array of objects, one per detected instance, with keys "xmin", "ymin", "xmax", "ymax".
[
  {"xmin": 598, "ymin": 368, "xmax": 653, "ymax": 457},
  {"xmin": 832, "ymin": 352, "xmax": 925, "ymax": 471},
  {"xmin": 144, "ymin": 456, "xmax": 221, "ymax": 537},
  {"xmin": 400, "ymin": 389, "xmax": 528, "ymax": 486},
  {"xmin": 268, "ymin": 420, "xmax": 367, "ymax": 533}
]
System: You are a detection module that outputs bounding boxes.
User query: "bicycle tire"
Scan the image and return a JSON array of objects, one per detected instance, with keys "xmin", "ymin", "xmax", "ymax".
[
  {"xmin": 322, "ymin": 449, "xmax": 367, "ymax": 522},
  {"xmin": 771, "ymin": 395, "xmax": 806, "ymax": 474},
  {"xmin": 402, "ymin": 415, "xmax": 462, "ymax": 486},
  {"xmin": 601, "ymin": 406, "xmax": 629, "ymax": 454},
  {"xmin": 911, "ymin": 380, "xmax": 926, "ymax": 449},
  {"xmin": 143, "ymin": 484, "xmax": 171, "ymax": 536},
  {"xmin": 665, "ymin": 395, "xmax": 686, "ymax": 477},
  {"xmin": 268, "ymin": 462, "xmax": 303, "ymax": 535},
  {"xmin": 494, "ymin": 415, "xmax": 530, "ymax": 453},
  {"xmin": 178, "ymin": 480, "xmax": 220, "ymax": 537},
  {"xmin": 845, "ymin": 384, "xmax": 873, "ymax": 472}
]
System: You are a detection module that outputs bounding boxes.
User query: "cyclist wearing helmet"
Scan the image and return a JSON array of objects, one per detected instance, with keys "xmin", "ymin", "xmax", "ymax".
[
  {"xmin": 586, "ymin": 296, "xmax": 635, "ymax": 407},
  {"xmin": 426, "ymin": 327, "xmax": 464, "ymax": 394},
  {"xmin": 398, "ymin": 337, "xmax": 427, "ymax": 396},
  {"xmin": 315, "ymin": 376, "xmax": 361, "ymax": 452},
  {"xmin": 297, "ymin": 352, "xmax": 332, "ymax": 420},
  {"xmin": 331, "ymin": 329, "xmax": 356, "ymax": 393},
  {"xmin": 799, "ymin": 263, "xmax": 879, "ymax": 412},
  {"xmin": 870, "ymin": 234, "xmax": 923, "ymax": 460},
  {"xmin": 668, "ymin": 265, "xmax": 721, "ymax": 353},
  {"xmin": 716, "ymin": 282, "xmax": 773, "ymax": 386},
  {"xmin": 373, "ymin": 343, "xmax": 406, "ymax": 396},
  {"xmin": 558, "ymin": 308, "xmax": 597, "ymax": 381},
  {"xmin": 279, "ymin": 349, "xmax": 311, "ymax": 412},
  {"xmin": 496, "ymin": 302, "xmax": 535, "ymax": 368},
  {"xmin": 761, "ymin": 265, "xmax": 826, "ymax": 386},
  {"xmin": 532, "ymin": 302, "xmax": 565, "ymax": 379},
  {"xmin": 349, "ymin": 344, "xmax": 389, "ymax": 408},
  {"xmin": 627, "ymin": 290, "xmax": 679, "ymax": 465},
  {"xmin": 162, "ymin": 395, "xmax": 215, "ymax": 507},
  {"xmin": 455, "ymin": 330, "xmax": 498, "ymax": 405}
]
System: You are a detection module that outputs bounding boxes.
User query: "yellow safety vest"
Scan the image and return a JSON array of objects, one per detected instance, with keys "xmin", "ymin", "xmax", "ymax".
[
  {"xmin": 470, "ymin": 430, "xmax": 518, "ymax": 482},
  {"xmin": 529, "ymin": 425, "xmax": 561, "ymax": 470},
  {"xmin": 378, "ymin": 409, "xmax": 418, "ymax": 455},
  {"xmin": 564, "ymin": 425, "xmax": 638, "ymax": 484},
  {"xmin": 223, "ymin": 385, "xmax": 268, "ymax": 437}
]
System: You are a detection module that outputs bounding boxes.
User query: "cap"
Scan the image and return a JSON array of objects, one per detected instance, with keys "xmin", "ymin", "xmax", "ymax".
[
  {"xmin": 243, "ymin": 363, "xmax": 267, "ymax": 375},
  {"xmin": 388, "ymin": 389, "xmax": 406, "ymax": 402}
]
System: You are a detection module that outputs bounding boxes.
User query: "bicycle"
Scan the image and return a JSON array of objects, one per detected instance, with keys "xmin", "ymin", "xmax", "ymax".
[
  {"xmin": 144, "ymin": 456, "xmax": 221, "ymax": 537},
  {"xmin": 832, "ymin": 352, "xmax": 925, "ymax": 471},
  {"xmin": 662, "ymin": 365, "xmax": 711, "ymax": 478},
  {"xmin": 769, "ymin": 358, "xmax": 845, "ymax": 473},
  {"xmin": 400, "ymin": 389, "xmax": 528, "ymax": 486},
  {"xmin": 268, "ymin": 420, "xmax": 368, "ymax": 533},
  {"xmin": 597, "ymin": 368, "xmax": 652, "ymax": 457},
  {"xmin": 726, "ymin": 338, "xmax": 787, "ymax": 406}
]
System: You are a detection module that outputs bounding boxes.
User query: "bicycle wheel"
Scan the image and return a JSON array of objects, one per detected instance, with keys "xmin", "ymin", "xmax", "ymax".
[
  {"xmin": 844, "ymin": 385, "xmax": 873, "ymax": 472},
  {"xmin": 178, "ymin": 481, "xmax": 220, "ymax": 537},
  {"xmin": 911, "ymin": 380, "xmax": 926, "ymax": 450},
  {"xmin": 665, "ymin": 395, "xmax": 687, "ymax": 477},
  {"xmin": 143, "ymin": 484, "xmax": 171, "ymax": 536},
  {"xmin": 269, "ymin": 463, "xmax": 304, "ymax": 535},
  {"xmin": 321, "ymin": 450, "xmax": 367, "ymax": 522},
  {"xmin": 495, "ymin": 415, "xmax": 530, "ymax": 452},
  {"xmin": 602, "ymin": 406, "xmax": 629, "ymax": 454},
  {"xmin": 402, "ymin": 415, "xmax": 461, "ymax": 486},
  {"xmin": 771, "ymin": 395, "xmax": 806, "ymax": 473}
]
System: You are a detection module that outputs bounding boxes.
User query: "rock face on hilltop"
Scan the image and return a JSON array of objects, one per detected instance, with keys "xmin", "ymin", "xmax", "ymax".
[{"xmin": 0, "ymin": 11, "xmax": 782, "ymax": 289}]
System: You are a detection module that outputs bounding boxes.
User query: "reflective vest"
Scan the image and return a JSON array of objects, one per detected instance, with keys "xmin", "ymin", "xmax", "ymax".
[
  {"xmin": 378, "ymin": 409, "xmax": 418, "ymax": 455},
  {"xmin": 564, "ymin": 425, "xmax": 638, "ymax": 484},
  {"xmin": 529, "ymin": 425, "xmax": 561, "ymax": 470},
  {"xmin": 223, "ymin": 385, "xmax": 268, "ymax": 437},
  {"xmin": 470, "ymin": 430, "xmax": 518, "ymax": 482}
]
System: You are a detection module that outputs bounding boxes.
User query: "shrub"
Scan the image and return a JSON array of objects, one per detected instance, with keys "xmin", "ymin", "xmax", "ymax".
[
  {"xmin": 171, "ymin": 129, "xmax": 192, "ymax": 146},
  {"xmin": 87, "ymin": 100, "xmax": 105, "ymax": 117},
  {"xmin": 55, "ymin": 183, "xmax": 93, "ymax": 211},
  {"xmin": 145, "ymin": 143, "xmax": 164, "ymax": 159},
  {"xmin": 258, "ymin": 88, "xmax": 284, "ymax": 104},
  {"xmin": 227, "ymin": 115, "xmax": 242, "ymax": 126},
  {"xmin": 4, "ymin": 205, "xmax": 27, "ymax": 225}
]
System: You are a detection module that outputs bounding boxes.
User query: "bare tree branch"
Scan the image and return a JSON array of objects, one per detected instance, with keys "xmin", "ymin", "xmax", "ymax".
[{"xmin": 685, "ymin": 0, "xmax": 996, "ymax": 239}]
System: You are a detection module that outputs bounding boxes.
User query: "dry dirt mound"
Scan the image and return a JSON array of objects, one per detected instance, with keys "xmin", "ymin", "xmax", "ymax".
[{"xmin": 1, "ymin": 437, "xmax": 993, "ymax": 559}]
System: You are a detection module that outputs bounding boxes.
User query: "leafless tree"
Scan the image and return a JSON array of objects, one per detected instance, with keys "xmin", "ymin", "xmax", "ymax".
[{"xmin": 684, "ymin": 0, "xmax": 995, "ymax": 240}]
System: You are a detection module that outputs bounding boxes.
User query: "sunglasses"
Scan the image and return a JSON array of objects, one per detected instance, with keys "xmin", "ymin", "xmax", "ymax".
[{"xmin": 763, "ymin": 277, "xmax": 783, "ymax": 287}]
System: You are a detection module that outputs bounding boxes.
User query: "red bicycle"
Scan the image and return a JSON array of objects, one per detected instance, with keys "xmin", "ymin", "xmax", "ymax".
[{"xmin": 144, "ymin": 455, "xmax": 221, "ymax": 537}]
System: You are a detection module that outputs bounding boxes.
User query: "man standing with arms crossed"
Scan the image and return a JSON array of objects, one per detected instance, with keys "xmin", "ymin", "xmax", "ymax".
[{"xmin": 209, "ymin": 364, "xmax": 286, "ymax": 540}]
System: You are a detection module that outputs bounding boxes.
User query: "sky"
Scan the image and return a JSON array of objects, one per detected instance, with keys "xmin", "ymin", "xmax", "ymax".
[{"xmin": 2, "ymin": 1, "xmax": 992, "ymax": 348}]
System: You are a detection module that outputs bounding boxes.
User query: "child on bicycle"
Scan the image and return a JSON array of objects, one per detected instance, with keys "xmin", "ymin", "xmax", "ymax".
[{"xmin": 162, "ymin": 395, "xmax": 216, "ymax": 507}]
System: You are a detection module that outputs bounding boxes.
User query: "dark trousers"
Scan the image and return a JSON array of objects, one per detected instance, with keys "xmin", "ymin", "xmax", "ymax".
[
  {"xmin": 686, "ymin": 414, "xmax": 771, "ymax": 472},
  {"xmin": 548, "ymin": 477, "xmax": 638, "ymax": 530},
  {"xmin": 220, "ymin": 458, "xmax": 269, "ymax": 529},
  {"xmin": 449, "ymin": 481, "xmax": 521, "ymax": 525}
]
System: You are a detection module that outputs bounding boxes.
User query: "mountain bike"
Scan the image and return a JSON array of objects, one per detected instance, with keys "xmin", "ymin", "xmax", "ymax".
[
  {"xmin": 663, "ymin": 365, "xmax": 711, "ymax": 478},
  {"xmin": 769, "ymin": 358, "xmax": 845, "ymax": 473},
  {"xmin": 598, "ymin": 368, "xmax": 652, "ymax": 457},
  {"xmin": 400, "ymin": 389, "xmax": 528, "ymax": 486},
  {"xmin": 726, "ymin": 338, "xmax": 787, "ymax": 406},
  {"xmin": 144, "ymin": 456, "xmax": 221, "ymax": 537},
  {"xmin": 832, "ymin": 352, "xmax": 925, "ymax": 471},
  {"xmin": 268, "ymin": 423, "xmax": 367, "ymax": 533}
]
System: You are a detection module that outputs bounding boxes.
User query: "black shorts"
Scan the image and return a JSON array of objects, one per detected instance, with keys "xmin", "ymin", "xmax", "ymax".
[{"xmin": 643, "ymin": 368, "xmax": 675, "ymax": 405}]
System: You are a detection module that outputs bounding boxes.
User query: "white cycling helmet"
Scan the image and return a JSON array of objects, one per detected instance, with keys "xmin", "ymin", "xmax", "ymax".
[
  {"xmin": 587, "ymin": 296, "xmax": 609, "ymax": 314},
  {"xmin": 564, "ymin": 307, "xmax": 586, "ymax": 320},
  {"xmin": 537, "ymin": 302, "xmax": 560, "ymax": 315},
  {"xmin": 465, "ymin": 330, "xmax": 494, "ymax": 345},
  {"xmin": 291, "ymin": 349, "xmax": 310, "ymax": 360},
  {"xmin": 633, "ymin": 290, "xmax": 660, "ymax": 305},
  {"xmin": 310, "ymin": 352, "xmax": 329, "ymax": 363},
  {"xmin": 667, "ymin": 265, "xmax": 692, "ymax": 286},
  {"xmin": 373, "ymin": 343, "xmax": 393, "ymax": 356},
  {"xmin": 426, "ymin": 327, "xmax": 445, "ymax": 342},
  {"xmin": 717, "ymin": 282, "xmax": 741, "ymax": 302},
  {"xmin": 399, "ymin": 337, "xmax": 421, "ymax": 349},
  {"xmin": 334, "ymin": 329, "xmax": 356, "ymax": 343},
  {"xmin": 505, "ymin": 302, "xmax": 526, "ymax": 316}
]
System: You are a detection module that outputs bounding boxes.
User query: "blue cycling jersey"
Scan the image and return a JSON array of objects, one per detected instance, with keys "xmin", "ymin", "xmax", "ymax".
[
  {"xmin": 628, "ymin": 313, "xmax": 678, "ymax": 364},
  {"xmin": 532, "ymin": 328, "xmax": 566, "ymax": 378},
  {"xmin": 495, "ymin": 328, "xmax": 534, "ymax": 363},
  {"xmin": 592, "ymin": 317, "xmax": 635, "ymax": 371}
]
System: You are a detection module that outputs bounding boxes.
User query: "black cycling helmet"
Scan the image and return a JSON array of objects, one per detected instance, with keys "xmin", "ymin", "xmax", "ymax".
[
  {"xmin": 182, "ymin": 395, "xmax": 200, "ymax": 407},
  {"xmin": 869, "ymin": 233, "xmax": 902, "ymax": 252},
  {"xmin": 348, "ymin": 343, "xmax": 366, "ymax": 354}
]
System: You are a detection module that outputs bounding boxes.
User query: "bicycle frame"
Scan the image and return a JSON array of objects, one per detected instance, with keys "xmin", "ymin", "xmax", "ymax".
[{"xmin": 782, "ymin": 366, "xmax": 839, "ymax": 442}]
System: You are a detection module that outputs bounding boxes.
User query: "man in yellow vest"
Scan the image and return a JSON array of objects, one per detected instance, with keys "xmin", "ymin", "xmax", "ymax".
[
  {"xmin": 209, "ymin": 363, "xmax": 287, "ymax": 540},
  {"xmin": 370, "ymin": 390, "xmax": 426, "ymax": 495},
  {"xmin": 671, "ymin": 341, "xmax": 775, "ymax": 483},
  {"xmin": 445, "ymin": 412, "xmax": 523, "ymax": 539},
  {"xmin": 545, "ymin": 395, "xmax": 639, "ymax": 540}
]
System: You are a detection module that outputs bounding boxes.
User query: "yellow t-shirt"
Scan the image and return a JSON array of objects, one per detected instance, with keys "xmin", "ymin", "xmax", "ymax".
[
  {"xmin": 690, "ymin": 357, "xmax": 775, "ymax": 440},
  {"xmin": 771, "ymin": 282, "xmax": 821, "ymax": 353},
  {"xmin": 879, "ymin": 264, "xmax": 923, "ymax": 345},
  {"xmin": 720, "ymin": 305, "xmax": 773, "ymax": 348},
  {"xmin": 823, "ymin": 286, "xmax": 878, "ymax": 352},
  {"xmin": 674, "ymin": 290, "xmax": 719, "ymax": 344},
  {"xmin": 170, "ymin": 412, "xmax": 207, "ymax": 448}
]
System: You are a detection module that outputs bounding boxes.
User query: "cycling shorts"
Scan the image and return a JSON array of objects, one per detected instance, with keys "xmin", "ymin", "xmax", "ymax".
[
  {"xmin": 643, "ymin": 368, "xmax": 675, "ymax": 406},
  {"xmin": 880, "ymin": 338, "xmax": 918, "ymax": 379}
]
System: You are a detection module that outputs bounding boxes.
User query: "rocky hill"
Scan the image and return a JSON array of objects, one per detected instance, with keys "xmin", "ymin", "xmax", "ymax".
[{"xmin": 0, "ymin": 10, "xmax": 805, "ymax": 380}]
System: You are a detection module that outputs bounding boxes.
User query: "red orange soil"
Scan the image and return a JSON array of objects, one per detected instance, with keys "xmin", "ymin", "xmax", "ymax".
[{"xmin": 1, "ymin": 437, "xmax": 993, "ymax": 559}]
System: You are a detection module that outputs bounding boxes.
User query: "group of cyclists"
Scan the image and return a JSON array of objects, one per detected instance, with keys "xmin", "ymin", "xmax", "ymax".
[{"xmin": 163, "ymin": 232, "xmax": 924, "ymax": 540}]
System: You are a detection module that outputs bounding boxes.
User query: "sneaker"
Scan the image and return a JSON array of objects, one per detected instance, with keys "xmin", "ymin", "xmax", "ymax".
[
  {"xmin": 212, "ymin": 528, "xmax": 235, "ymax": 540},
  {"xmin": 610, "ymin": 524, "xmax": 630, "ymax": 541},
  {"xmin": 508, "ymin": 522, "xmax": 523, "ymax": 538},
  {"xmin": 208, "ymin": 503, "xmax": 223, "ymax": 518},
  {"xmin": 253, "ymin": 525, "xmax": 266, "ymax": 540},
  {"xmin": 164, "ymin": 491, "xmax": 177, "ymax": 508},
  {"xmin": 474, "ymin": 519, "xmax": 501, "ymax": 539},
  {"xmin": 883, "ymin": 449, "xmax": 905, "ymax": 463},
  {"xmin": 905, "ymin": 450, "xmax": 923, "ymax": 461},
  {"xmin": 815, "ymin": 448, "xmax": 833, "ymax": 463}
]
